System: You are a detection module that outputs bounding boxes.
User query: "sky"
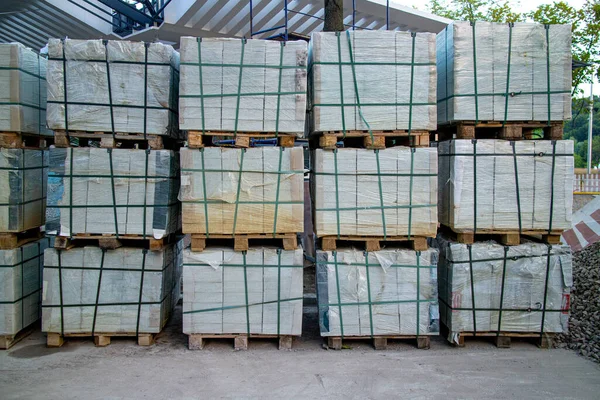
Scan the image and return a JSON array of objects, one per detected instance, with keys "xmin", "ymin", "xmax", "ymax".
[{"xmin": 396, "ymin": 0, "xmax": 599, "ymax": 96}]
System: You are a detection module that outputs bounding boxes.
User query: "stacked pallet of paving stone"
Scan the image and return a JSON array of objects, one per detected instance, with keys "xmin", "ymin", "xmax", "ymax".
[
  {"xmin": 0, "ymin": 43, "xmax": 50, "ymax": 349},
  {"xmin": 179, "ymin": 37, "xmax": 307, "ymax": 350},
  {"xmin": 42, "ymin": 39, "xmax": 183, "ymax": 347},
  {"xmin": 435, "ymin": 22, "xmax": 575, "ymax": 346},
  {"xmin": 309, "ymin": 31, "xmax": 439, "ymax": 349}
]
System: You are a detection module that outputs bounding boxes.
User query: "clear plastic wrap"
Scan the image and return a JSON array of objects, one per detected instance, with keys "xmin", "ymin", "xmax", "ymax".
[
  {"xmin": 179, "ymin": 147, "xmax": 304, "ymax": 234},
  {"xmin": 309, "ymin": 31, "xmax": 437, "ymax": 132},
  {"xmin": 312, "ymin": 147, "xmax": 438, "ymax": 237},
  {"xmin": 46, "ymin": 148, "xmax": 180, "ymax": 239},
  {"xmin": 437, "ymin": 22, "xmax": 571, "ymax": 124},
  {"xmin": 46, "ymin": 39, "xmax": 181, "ymax": 137},
  {"xmin": 0, "ymin": 149, "xmax": 48, "ymax": 232},
  {"xmin": 182, "ymin": 246, "xmax": 303, "ymax": 335},
  {"xmin": 438, "ymin": 139, "xmax": 573, "ymax": 232},
  {"xmin": 316, "ymin": 248, "xmax": 439, "ymax": 336},
  {"xmin": 179, "ymin": 37, "xmax": 307, "ymax": 135},
  {"xmin": 42, "ymin": 238, "xmax": 183, "ymax": 334},
  {"xmin": 436, "ymin": 235, "xmax": 572, "ymax": 342},
  {"xmin": 0, "ymin": 237, "xmax": 50, "ymax": 335},
  {"xmin": 0, "ymin": 43, "xmax": 50, "ymax": 136}
]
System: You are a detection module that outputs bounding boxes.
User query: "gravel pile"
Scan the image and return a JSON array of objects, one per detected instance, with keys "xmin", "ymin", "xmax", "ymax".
[{"xmin": 555, "ymin": 242, "xmax": 600, "ymax": 362}]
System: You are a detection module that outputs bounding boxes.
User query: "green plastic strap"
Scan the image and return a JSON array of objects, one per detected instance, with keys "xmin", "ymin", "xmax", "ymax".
[
  {"xmin": 69, "ymin": 148, "xmax": 74, "ymax": 237},
  {"xmin": 20, "ymin": 247, "xmax": 24, "ymax": 328},
  {"xmin": 46, "ymin": 100, "xmax": 176, "ymax": 111},
  {"xmin": 107, "ymin": 149, "xmax": 120, "ymax": 238},
  {"xmin": 312, "ymin": 61, "xmax": 435, "ymax": 67},
  {"xmin": 374, "ymin": 150, "xmax": 387, "ymax": 240},
  {"xmin": 183, "ymin": 297, "xmax": 303, "ymax": 314},
  {"xmin": 468, "ymin": 244, "xmax": 477, "ymax": 336},
  {"xmin": 439, "ymin": 151, "xmax": 571, "ymax": 158},
  {"xmin": 50, "ymin": 202, "xmax": 177, "ymax": 209},
  {"xmin": 320, "ymin": 260, "xmax": 435, "ymax": 269},
  {"xmin": 470, "ymin": 21, "xmax": 479, "ymax": 124},
  {"xmin": 0, "ymin": 289, "xmax": 41, "ymax": 305},
  {"xmin": 135, "ymin": 249, "xmax": 148, "ymax": 337},
  {"xmin": 445, "ymin": 26, "xmax": 449, "ymax": 122},
  {"xmin": 313, "ymin": 171, "xmax": 436, "ymax": 177},
  {"xmin": 182, "ymin": 168, "xmax": 302, "ymax": 175},
  {"xmin": 276, "ymin": 249, "xmax": 282, "ymax": 336},
  {"xmin": 48, "ymin": 57, "xmax": 174, "ymax": 67},
  {"xmin": 58, "ymin": 250, "xmax": 65, "ymax": 336},
  {"xmin": 184, "ymin": 262, "xmax": 301, "ymax": 268},
  {"xmin": 408, "ymin": 32, "xmax": 416, "ymax": 134},
  {"xmin": 231, "ymin": 149, "xmax": 245, "ymax": 235},
  {"xmin": 511, "ymin": 142, "xmax": 523, "ymax": 233},
  {"xmin": 364, "ymin": 252, "xmax": 374, "ymax": 338},
  {"xmin": 37, "ymin": 56, "xmax": 42, "ymax": 134},
  {"xmin": 472, "ymin": 139, "xmax": 478, "ymax": 234},
  {"xmin": 545, "ymin": 25, "xmax": 552, "ymax": 126},
  {"xmin": 0, "ymin": 101, "xmax": 45, "ymax": 110},
  {"xmin": 437, "ymin": 90, "xmax": 569, "ymax": 103},
  {"xmin": 104, "ymin": 40, "xmax": 116, "ymax": 139},
  {"xmin": 243, "ymin": 251, "xmax": 251, "ymax": 336},
  {"xmin": 272, "ymin": 147, "xmax": 283, "ymax": 237},
  {"xmin": 181, "ymin": 62, "xmax": 305, "ymax": 69},
  {"xmin": 449, "ymin": 252, "xmax": 563, "ymax": 265},
  {"xmin": 502, "ymin": 23, "xmax": 514, "ymax": 127},
  {"xmin": 143, "ymin": 43, "xmax": 149, "ymax": 139},
  {"xmin": 274, "ymin": 43, "xmax": 285, "ymax": 137},
  {"xmin": 333, "ymin": 251, "xmax": 344, "ymax": 338},
  {"xmin": 233, "ymin": 39, "xmax": 246, "ymax": 136},
  {"xmin": 333, "ymin": 150, "xmax": 342, "ymax": 239},
  {"xmin": 0, "ymin": 66, "xmax": 46, "ymax": 80},
  {"xmin": 200, "ymin": 148, "xmax": 210, "ymax": 238},
  {"xmin": 539, "ymin": 244, "xmax": 553, "ymax": 338},
  {"xmin": 547, "ymin": 141, "xmax": 557, "ymax": 234},
  {"xmin": 313, "ymin": 101, "xmax": 435, "ymax": 107},
  {"xmin": 496, "ymin": 246, "xmax": 509, "ymax": 336},
  {"xmin": 0, "ymin": 253, "xmax": 43, "ymax": 268},
  {"xmin": 336, "ymin": 32, "xmax": 347, "ymax": 137},
  {"xmin": 438, "ymin": 298, "xmax": 564, "ymax": 313},
  {"xmin": 0, "ymin": 165, "xmax": 48, "ymax": 171},
  {"xmin": 181, "ymin": 91, "xmax": 303, "ymax": 99},
  {"xmin": 142, "ymin": 149, "xmax": 150, "ymax": 239},
  {"xmin": 91, "ymin": 249, "xmax": 106, "ymax": 337},
  {"xmin": 61, "ymin": 39, "xmax": 69, "ymax": 134},
  {"xmin": 52, "ymin": 173, "xmax": 175, "ymax": 179},
  {"xmin": 197, "ymin": 38, "xmax": 206, "ymax": 135},
  {"xmin": 315, "ymin": 204, "xmax": 434, "ymax": 212},
  {"xmin": 407, "ymin": 149, "xmax": 415, "ymax": 239},
  {"xmin": 416, "ymin": 250, "xmax": 421, "ymax": 337}
]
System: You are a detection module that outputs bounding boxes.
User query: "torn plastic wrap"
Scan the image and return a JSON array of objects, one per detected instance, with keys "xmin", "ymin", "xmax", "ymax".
[
  {"xmin": 437, "ymin": 22, "xmax": 571, "ymax": 125},
  {"xmin": 312, "ymin": 147, "xmax": 438, "ymax": 237},
  {"xmin": 0, "ymin": 149, "xmax": 48, "ymax": 232},
  {"xmin": 438, "ymin": 139, "xmax": 573, "ymax": 232},
  {"xmin": 46, "ymin": 148, "xmax": 181, "ymax": 239},
  {"xmin": 316, "ymin": 248, "xmax": 439, "ymax": 336},
  {"xmin": 42, "ymin": 238, "xmax": 183, "ymax": 334},
  {"xmin": 182, "ymin": 246, "xmax": 303, "ymax": 335},
  {"xmin": 179, "ymin": 37, "xmax": 307, "ymax": 135},
  {"xmin": 0, "ymin": 43, "xmax": 51, "ymax": 136},
  {"xmin": 46, "ymin": 39, "xmax": 181, "ymax": 137},
  {"xmin": 309, "ymin": 30, "xmax": 437, "ymax": 132},
  {"xmin": 0, "ymin": 237, "xmax": 50, "ymax": 335},
  {"xmin": 179, "ymin": 147, "xmax": 304, "ymax": 234},
  {"xmin": 436, "ymin": 235, "xmax": 572, "ymax": 344}
]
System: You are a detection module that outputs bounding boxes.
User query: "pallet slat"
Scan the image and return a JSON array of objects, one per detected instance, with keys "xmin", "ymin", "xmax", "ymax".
[
  {"xmin": 0, "ymin": 132, "xmax": 52, "ymax": 149},
  {"xmin": 436, "ymin": 121, "xmax": 563, "ymax": 141},
  {"xmin": 326, "ymin": 335, "xmax": 431, "ymax": 350},
  {"xmin": 187, "ymin": 334, "xmax": 295, "ymax": 350},
  {"xmin": 46, "ymin": 332, "xmax": 156, "ymax": 347},
  {"xmin": 315, "ymin": 130, "xmax": 430, "ymax": 149},
  {"xmin": 187, "ymin": 131, "xmax": 297, "ymax": 148},
  {"xmin": 190, "ymin": 233, "xmax": 298, "ymax": 252},
  {"xmin": 0, "ymin": 228, "xmax": 43, "ymax": 250},
  {"xmin": 319, "ymin": 235, "xmax": 429, "ymax": 252},
  {"xmin": 441, "ymin": 225, "xmax": 563, "ymax": 246},
  {"xmin": 54, "ymin": 130, "xmax": 167, "ymax": 149},
  {"xmin": 53, "ymin": 234, "xmax": 175, "ymax": 251}
]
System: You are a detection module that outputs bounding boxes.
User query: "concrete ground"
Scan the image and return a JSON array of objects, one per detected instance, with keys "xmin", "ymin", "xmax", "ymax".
[{"xmin": 1, "ymin": 305, "xmax": 600, "ymax": 400}]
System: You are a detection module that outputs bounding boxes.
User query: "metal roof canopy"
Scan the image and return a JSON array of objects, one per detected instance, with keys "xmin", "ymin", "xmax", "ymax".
[{"xmin": 0, "ymin": 0, "xmax": 450, "ymax": 51}]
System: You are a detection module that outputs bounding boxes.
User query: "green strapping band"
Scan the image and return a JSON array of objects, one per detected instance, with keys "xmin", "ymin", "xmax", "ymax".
[
  {"xmin": 0, "ymin": 101, "xmax": 45, "ymax": 111},
  {"xmin": 61, "ymin": 39, "xmax": 69, "ymax": 134},
  {"xmin": 548, "ymin": 141, "xmax": 557, "ymax": 234},
  {"xmin": 231, "ymin": 149, "xmax": 245, "ymax": 235},
  {"xmin": 502, "ymin": 23, "xmax": 514, "ymax": 127},
  {"xmin": 142, "ymin": 43, "xmax": 149, "ymax": 140},
  {"xmin": 243, "ymin": 251, "xmax": 251, "ymax": 336},
  {"xmin": 135, "ymin": 249, "xmax": 148, "ymax": 337},
  {"xmin": 276, "ymin": 249, "xmax": 282, "ymax": 336},
  {"xmin": 181, "ymin": 62, "xmax": 306, "ymax": 69},
  {"xmin": 200, "ymin": 148, "xmax": 210, "ymax": 238},
  {"xmin": 0, "ymin": 197, "xmax": 46, "ymax": 207},
  {"xmin": 182, "ymin": 168, "xmax": 302, "ymax": 174},
  {"xmin": 333, "ymin": 150, "xmax": 342, "ymax": 239},
  {"xmin": 408, "ymin": 32, "xmax": 417, "ymax": 134},
  {"xmin": 107, "ymin": 149, "xmax": 120, "ymax": 238},
  {"xmin": 181, "ymin": 91, "xmax": 303, "ymax": 99},
  {"xmin": 91, "ymin": 249, "xmax": 106, "ymax": 337},
  {"xmin": 313, "ymin": 101, "xmax": 435, "ymax": 107},
  {"xmin": 274, "ymin": 43, "xmax": 285, "ymax": 137},
  {"xmin": 320, "ymin": 260, "xmax": 436, "ymax": 269},
  {"xmin": 142, "ymin": 150, "xmax": 150, "ymax": 239},
  {"xmin": 364, "ymin": 252, "xmax": 375, "ymax": 338},
  {"xmin": 416, "ymin": 251, "xmax": 421, "ymax": 337},
  {"xmin": 540, "ymin": 245, "xmax": 553, "ymax": 338},
  {"xmin": 545, "ymin": 25, "xmax": 552, "ymax": 126},
  {"xmin": 313, "ymin": 171, "xmax": 436, "ymax": 177},
  {"xmin": 48, "ymin": 57, "xmax": 174, "ymax": 68},
  {"xmin": 511, "ymin": 142, "xmax": 523, "ymax": 233},
  {"xmin": 471, "ymin": 21, "xmax": 479, "ymax": 124},
  {"xmin": 0, "ymin": 66, "xmax": 46, "ymax": 80},
  {"xmin": 68, "ymin": 148, "xmax": 74, "ymax": 237},
  {"xmin": 183, "ymin": 297, "xmax": 303, "ymax": 314},
  {"xmin": 233, "ymin": 39, "xmax": 246, "ymax": 136},
  {"xmin": 408, "ymin": 149, "xmax": 415, "ymax": 239},
  {"xmin": 436, "ymin": 90, "xmax": 569, "ymax": 103},
  {"xmin": 333, "ymin": 251, "xmax": 344, "ymax": 338},
  {"xmin": 58, "ymin": 250, "xmax": 65, "ymax": 336},
  {"xmin": 272, "ymin": 148, "xmax": 283, "ymax": 236},
  {"xmin": 196, "ymin": 38, "xmax": 206, "ymax": 135},
  {"xmin": 374, "ymin": 150, "xmax": 387, "ymax": 239},
  {"xmin": 316, "ymin": 204, "xmax": 434, "ymax": 212},
  {"xmin": 496, "ymin": 246, "xmax": 509, "ymax": 336},
  {"xmin": 468, "ymin": 244, "xmax": 477, "ymax": 336},
  {"xmin": 336, "ymin": 32, "xmax": 347, "ymax": 137},
  {"xmin": 312, "ymin": 61, "xmax": 435, "ymax": 66},
  {"xmin": 183, "ymin": 200, "xmax": 301, "ymax": 206}
]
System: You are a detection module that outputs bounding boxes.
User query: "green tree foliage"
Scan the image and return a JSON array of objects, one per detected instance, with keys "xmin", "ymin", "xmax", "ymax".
[{"xmin": 564, "ymin": 96, "xmax": 600, "ymax": 168}]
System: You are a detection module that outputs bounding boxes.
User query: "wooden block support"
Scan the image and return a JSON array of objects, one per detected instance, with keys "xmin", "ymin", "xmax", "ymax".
[
  {"xmin": 278, "ymin": 136, "xmax": 295, "ymax": 148},
  {"xmin": 0, "ymin": 233, "xmax": 18, "ymax": 250},
  {"xmin": 417, "ymin": 337, "xmax": 430, "ymax": 350},
  {"xmin": 456, "ymin": 232, "xmax": 475, "ymax": 245},
  {"xmin": 188, "ymin": 132, "xmax": 204, "ymax": 148},
  {"xmin": 365, "ymin": 240, "xmax": 381, "ymax": 252},
  {"xmin": 234, "ymin": 136, "xmax": 250, "ymax": 148},
  {"xmin": 456, "ymin": 125, "xmax": 475, "ymax": 139},
  {"xmin": 98, "ymin": 237, "xmax": 122, "ymax": 250},
  {"xmin": 319, "ymin": 135, "xmax": 338, "ymax": 150},
  {"xmin": 0, "ymin": 133, "xmax": 24, "ymax": 148},
  {"xmin": 545, "ymin": 124, "xmax": 563, "ymax": 140},
  {"xmin": 373, "ymin": 337, "xmax": 387, "ymax": 350},
  {"xmin": 149, "ymin": 238, "xmax": 165, "ymax": 251},
  {"xmin": 54, "ymin": 133, "xmax": 70, "ymax": 148},
  {"xmin": 191, "ymin": 236, "xmax": 207, "ymax": 252},
  {"xmin": 412, "ymin": 237, "xmax": 429, "ymax": 251},
  {"xmin": 47, "ymin": 333, "xmax": 65, "ymax": 348},
  {"xmin": 499, "ymin": 125, "xmax": 522, "ymax": 140},
  {"xmin": 327, "ymin": 337, "xmax": 342, "ymax": 350},
  {"xmin": 321, "ymin": 237, "xmax": 337, "ymax": 251},
  {"xmin": 278, "ymin": 336, "xmax": 293, "ymax": 350},
  {"xmin": 363, "ymin": 135, "xmax": 385, "ymax": 149},
  {"xmin": 410, "ymin": 135, "xmax": 430, "ymax": 147},
  {"xmin": 542, "ymin": 234, "xmax": 562, "ymax": 245},
  {"xmin": 188, "ymin": 335, "xmax": 205, "ymax": 350},
  {"xmin": 147, "ymin": 136, "xmax": 164, "ymax": 150},
  {"xmin": 494, "ymin": 336, "xmax": 511, "ymax": 349},
  {"xmin": 282, "ymin": 235, "xmax": 297, "ymax": 251},
  {"xmin": 499, "ymin": 233, "xmax": 520, "ymax": 246},
  {"xmin": 94, "ymin": 335, "xmax": 111, "ymax": 347},
  {"xmin": 234, "ymin": 236, "xmax": 249, "ymax": 252},
  {"xmin": 137, "ymin": 334, "xmax": 154, "ymax": 346},
  {"xmin": 234, "ymin": 335, "xmax": 248, "ymax": 351},
  {"xmin": 537, "ymin": 335, "xmax": 553, "ymax": 349},
  {"xmin": 100, "ymin": 137, "xmax": 116, "ymax": 148}
]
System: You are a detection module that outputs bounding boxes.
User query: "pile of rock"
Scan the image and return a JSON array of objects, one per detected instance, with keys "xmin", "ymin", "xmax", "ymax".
[{"xmin": 555, "ymin": 242, "xmax": 600, "ymax": 362}]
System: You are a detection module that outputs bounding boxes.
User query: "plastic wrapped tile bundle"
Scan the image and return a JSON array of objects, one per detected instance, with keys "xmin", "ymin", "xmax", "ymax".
[
  {"xmin": 0, "ymin": 238, "xmax": 50, "ymax": 336},
  {"xmin": 46, "ymin": 148, "xmax": 180, "ymax": 239},
  {"xmin": 438, "ymin": 140, "xmax": 573, "ymax": 233},
  {"xmin": 436, "ymin": 235, "xmax": 572, "ymax": 342},
  {"xmin": 312, "ymin": 147, "xmax": 437, "ymax": 237},
  {"xmin": 179, "ymin": 37, "xmax": 307, "ymax": 135},
  {"xmin": 0, "ymin": 43, "xmax": 51, "ymax": 136},
  {"xmin": 182, "ymin": 247, "xmax": 303, "ymax": 335},
  {"xmin": 437, "ymin": 22, "xmax": 571, "ymax": 125},
  {"xmin": 179, "ymin": 147, "xmax": 304, "ymax": 234},
  {"xmin": 316, "ymin": 248, "xmax": 439, "ymax": 336},
  {"xmin": 0, "ymin": 149, "xmax": 48, "ymax": 232},
  {"xmin": 42, "ymin": 238, "xmax": 183, "ymax": 335},
  {"xmin": 309, "ymin": 30, "xmax": 436, "ymax": 132},
  {"xmin": 46, "ymin": 39, "xmax": 180, "ymax": 137}
]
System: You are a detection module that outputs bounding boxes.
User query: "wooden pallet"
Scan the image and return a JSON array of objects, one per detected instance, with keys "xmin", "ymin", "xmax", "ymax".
[
  {"xmin": 326, "ymin": 335, "xmax": 431, "ymax": 350},
  {"xmin": 187, "ymin": 131, "xmax": 297, "ymax": 148},
  {"xmin": 53, "ymin": 233, "xmax": 175, "ymax": 251},
  {"xmin": 0, "ymin": 132, "xmax": 53, "ymax": 149},
  {"xmin": 0, "ymin": 228, "xmax": 43, "ymax": 250},
  {"xmin": 313, "ymin": 130, "xmax": 430, "ymax": 150},
  {"xmin": 54, "ymin": 130, "xmax": 170, "ymax": 149},
  {"xmin": 187, "ymin": 333, "xmax": 295, "ymax": 350},
  {"xmin": 0, "ymin": 323, "xmax": 37, "ymax": 350},
  {"xmin": 46, "ymin": 332, "xmax": 156, "ymax": 347},
  {"xmin": 441, "ymin": 323, "xmax": 554, "ymax": 348},
  {"xmin": 190, "ymin": 233, "xmax": 298, "ymax": 252},
  {"xmin": 319, "ymin": 235, "xmax": 430, "ymax": 252},
  {"xmin": 435, "ymin": 121, "xmax": 563, "ymax": 142},
  {"xmin": 440, "ymin": 225, "xmax": 563, "ymax": 246}
]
